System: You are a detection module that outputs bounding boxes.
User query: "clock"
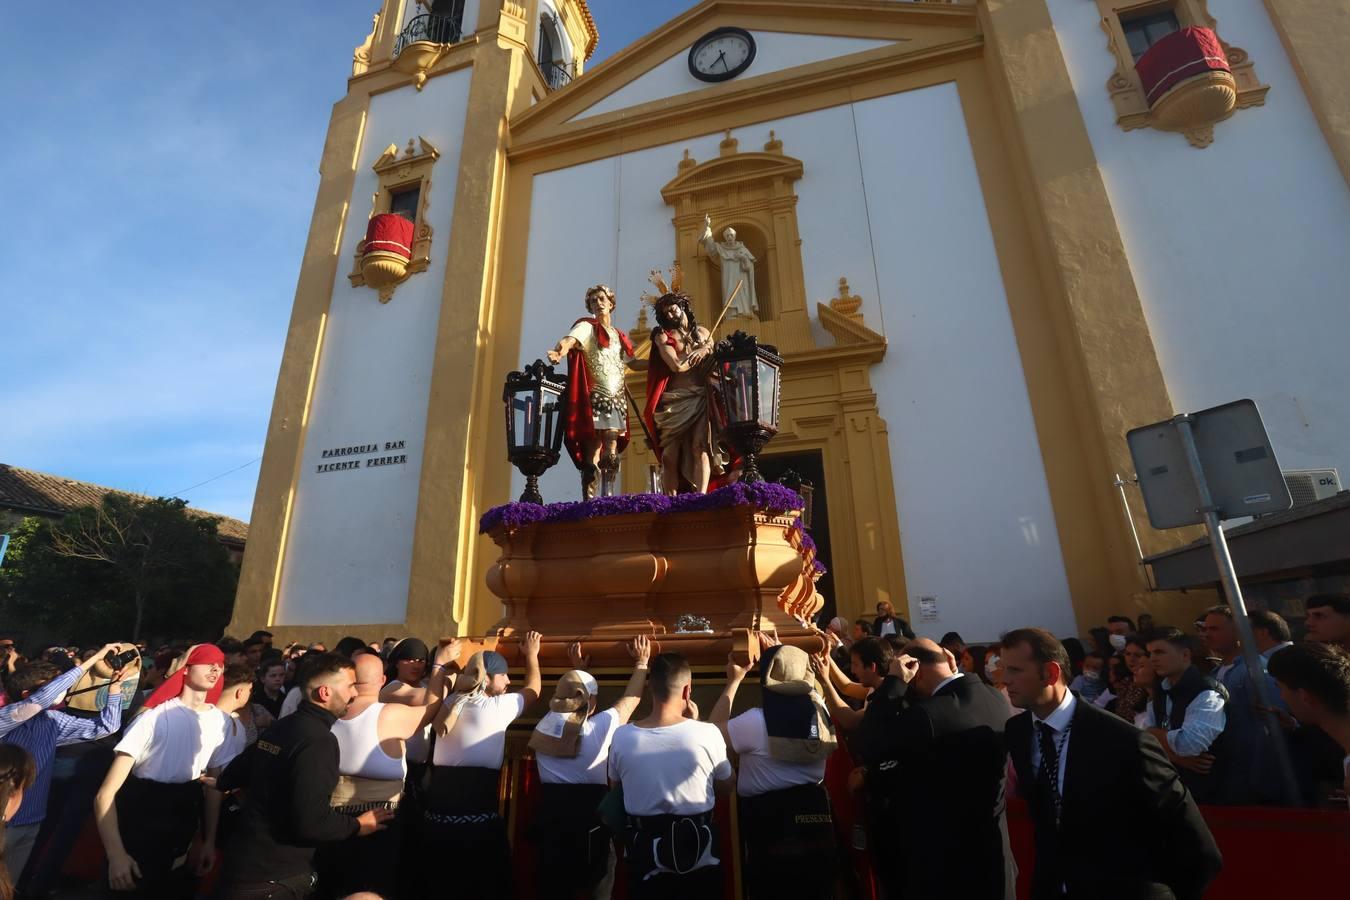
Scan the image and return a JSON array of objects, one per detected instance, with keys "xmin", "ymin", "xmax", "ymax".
[{"xmin": 688, "ymin": 27, "xmax": 756, "ymax": 83}]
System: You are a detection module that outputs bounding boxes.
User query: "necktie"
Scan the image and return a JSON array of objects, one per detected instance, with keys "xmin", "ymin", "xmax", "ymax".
[{"xmin": 1037, "ymin": 721, "xmax": 1063, "ymax": 827}]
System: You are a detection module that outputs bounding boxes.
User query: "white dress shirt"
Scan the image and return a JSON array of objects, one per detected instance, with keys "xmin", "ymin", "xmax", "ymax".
[
  {"xmin": 1141, "ymin": 679, "xmax": 1226, "ymax": 757},
  {"xmin": 931, "ymin": 671, "xmax": 965, "ymax": 696},
  {"xmin": 1029, "ymin": 689, "xmax": 1076, "ymax": 796}
]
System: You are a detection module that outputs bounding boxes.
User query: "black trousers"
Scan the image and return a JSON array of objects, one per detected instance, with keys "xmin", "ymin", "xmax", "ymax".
[
  {"xmin": 314, "ymin": 807, "xmax": 402, "ymax": 899},
  {"xmin": 529, "ymin": 782, "xmax": 611, "ymax": 899},
  {"xmin": 110, "ymin": 776, "xmax": 202, "ymax": 898},
  {"xmin": 623, "ymin": 811, "xmax": 721, "ymax": 900},
  {"xmin": 739, "ymin": 783, "xmax": 837, "ymax": 900},
  {"xmin": 415, "ymin": 766, "xmax": 511, "ymax": 895}
]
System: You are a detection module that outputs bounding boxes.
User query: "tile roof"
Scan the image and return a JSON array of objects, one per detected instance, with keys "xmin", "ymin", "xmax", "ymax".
[{"xmin": 0, "ymin": 464, "xmax": 248, "ymax": 546}]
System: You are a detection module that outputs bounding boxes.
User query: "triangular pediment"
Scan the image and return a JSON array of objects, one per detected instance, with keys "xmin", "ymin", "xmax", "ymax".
[
  {"xmin": 509, "ymin": 0, "xmax": 980, "ymax": 146},
  {"xmin": 661, "ymin": 150, "xmax": 803, "ymax": 203}
]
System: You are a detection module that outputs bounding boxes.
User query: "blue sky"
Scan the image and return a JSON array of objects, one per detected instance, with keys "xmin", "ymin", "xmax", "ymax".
[{"xmin": 3, "ymin": 1, "xmax": 698, "ymax": 522}]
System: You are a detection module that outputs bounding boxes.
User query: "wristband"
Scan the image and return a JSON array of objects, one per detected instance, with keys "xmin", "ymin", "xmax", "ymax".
[
  {"xmin": 431, "ymin": 663, "xmax": 445, "ymax": 670},
  {"xmin": 635, "ymin": 664, "xmax": 649, "ymax": 671}
]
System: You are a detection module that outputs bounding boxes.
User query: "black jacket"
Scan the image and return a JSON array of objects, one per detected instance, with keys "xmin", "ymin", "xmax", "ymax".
[
  {"xmin": 859, "ymin": 674, "xmax": 1015, "ymax": 900},
  {"xmin": 218, "ymin": 701, "xmax": 359, "ymax": 882},
  {"xmin": 1007, "ymin": 698, "xmax": 1222, "ymax": 900}
]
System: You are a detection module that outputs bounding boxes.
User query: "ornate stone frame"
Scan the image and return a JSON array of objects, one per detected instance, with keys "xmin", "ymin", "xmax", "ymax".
[
  {"xmin": 1099, "ymin": 0, "xmax": 1268, "ymax": 146},
  {"xmin": 348, "ymin": 136, "xmax": 439, "ymax": 297}
]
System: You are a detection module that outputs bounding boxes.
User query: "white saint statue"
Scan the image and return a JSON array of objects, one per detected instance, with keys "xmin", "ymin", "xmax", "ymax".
[{"xmin": 700, "ymin": 214, "xmax": 759, "ymax": 318}]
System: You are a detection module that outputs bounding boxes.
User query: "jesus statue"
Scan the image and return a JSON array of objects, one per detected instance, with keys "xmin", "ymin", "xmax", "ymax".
[{"xmin": 700, "ymin": 214, "xmax": 758, "ymax": 319}]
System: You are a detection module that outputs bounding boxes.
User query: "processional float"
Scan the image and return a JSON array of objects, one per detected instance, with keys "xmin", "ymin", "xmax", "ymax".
[{"xmin": 463, "ymin": 266, "xmax": 827, "ymax": 671}]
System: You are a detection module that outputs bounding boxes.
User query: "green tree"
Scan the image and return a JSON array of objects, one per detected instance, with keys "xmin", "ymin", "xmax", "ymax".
[{"xmin": 0, "ymin": 496, "xmax": 238, "ymax": 644}]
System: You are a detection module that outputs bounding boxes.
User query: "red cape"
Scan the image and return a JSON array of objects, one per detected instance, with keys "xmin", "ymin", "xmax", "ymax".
[{"xmin": 563, "ymin": 318, "xmax": 634, "ymax": 469}]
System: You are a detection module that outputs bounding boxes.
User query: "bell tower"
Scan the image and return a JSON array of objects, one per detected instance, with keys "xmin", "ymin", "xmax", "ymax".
[{"xmin": 229, "ymin": 1, "xmax": 599, "ymax": 643}]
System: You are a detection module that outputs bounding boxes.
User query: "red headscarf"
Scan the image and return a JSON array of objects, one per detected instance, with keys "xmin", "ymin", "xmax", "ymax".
[{"xmin": 143, "ymin": 644, "xmax": 226, "ymax": 709}]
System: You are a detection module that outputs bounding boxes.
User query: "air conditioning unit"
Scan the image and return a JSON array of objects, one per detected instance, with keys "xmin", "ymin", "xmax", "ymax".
[{"xmin": 1282, "ymin": 468, "xmax": 1342, "ymax": 507}]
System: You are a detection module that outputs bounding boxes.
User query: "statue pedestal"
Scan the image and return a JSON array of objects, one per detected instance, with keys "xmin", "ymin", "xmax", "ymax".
[{"xmin": 466, "ymin": 484, "xmax": 827, "ymax": 667}]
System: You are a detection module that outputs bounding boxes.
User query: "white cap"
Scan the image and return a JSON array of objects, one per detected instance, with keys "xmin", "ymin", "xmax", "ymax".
[{"xmin": 577, "ymin": 671, "xmax": 599, "ymax": 696}]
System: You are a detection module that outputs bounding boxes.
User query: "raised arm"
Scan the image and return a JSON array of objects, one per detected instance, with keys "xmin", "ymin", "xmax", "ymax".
[
  {"xmin": 387, "ymin": 639, "xmax": 461, "ymax": 735},
  {"xmin": 826, "ymin": 652, "xmax": 870, "ymax": 701},
  {"xmin": 710, "ymin": 653, "xmax": 750, "ymax": 746},
  {"xmin": 811, "ymin": 653, "xmax": 864, "ymax": 731},
  {"xmin": 519, "ymin": 631, "xmax": 543, "ymax": 707},
  {"xmin": 546, "ymin": 336, "xmax": 581, "ymax": 365},
  {"xmin": 610, "ymin": 636, "xmax": 651, "ymax": 725}
]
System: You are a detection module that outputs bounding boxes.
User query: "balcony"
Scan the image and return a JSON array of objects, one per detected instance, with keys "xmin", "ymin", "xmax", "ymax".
[
  {"xmin": 1134, "ymin": 26, "xmax": 1237, "ymax": 147},
  {"xmin": 541, "ymin": 60, "xmax": 575, "ymax": 91},
  {"xmin": 394, "ymin": 13, "xmax": 463, "ymax": 57}
]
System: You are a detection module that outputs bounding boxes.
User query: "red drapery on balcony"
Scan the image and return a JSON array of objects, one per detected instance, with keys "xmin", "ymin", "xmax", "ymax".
[{"xmin": 1136, "ymin": 26, "xmax": 1230, "ymax": 106}]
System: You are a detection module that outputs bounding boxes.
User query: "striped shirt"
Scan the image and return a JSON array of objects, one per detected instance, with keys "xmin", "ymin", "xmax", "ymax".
[{"xmin": 0, "ymin": 666, "xmax": 123, "ymax": 826}]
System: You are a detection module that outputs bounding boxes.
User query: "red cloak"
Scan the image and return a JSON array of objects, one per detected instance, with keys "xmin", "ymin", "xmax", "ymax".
[{"xmin": 563, "ymin": 318, "xmax": 634, "ymax": 469}]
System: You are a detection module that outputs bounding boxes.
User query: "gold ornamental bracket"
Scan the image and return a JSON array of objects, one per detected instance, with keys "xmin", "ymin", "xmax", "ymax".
[
  {"xmin": 1098, "ymin": 0, "xmax": 1268, "ymax": 146},
  {"xmin": 348, "ymin": 136, "xmax": 440, "ymax": 302}
]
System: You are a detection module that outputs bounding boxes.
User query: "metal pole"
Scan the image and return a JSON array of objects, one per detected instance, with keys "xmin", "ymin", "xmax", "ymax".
[
  {"xmin": 1173, "ymin": 415, "xmax": 1300, "ymax": 804},
  {"xmin": 1113, "ymin": 474, "xmax": 1155, "ymax": 591}
]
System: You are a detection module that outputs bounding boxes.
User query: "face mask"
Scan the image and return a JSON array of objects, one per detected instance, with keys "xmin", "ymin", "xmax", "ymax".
[
  {"xmin": 1108, "ymin": 634, "xmax": 1127, "ymax": 651},
  {"xmin": 1082, "ymin": 670, "xmax": 1101, "ymax": 683},
  {"xmin": 985, "ymin": 655, "xmax": 1000, "ymax": 680}
]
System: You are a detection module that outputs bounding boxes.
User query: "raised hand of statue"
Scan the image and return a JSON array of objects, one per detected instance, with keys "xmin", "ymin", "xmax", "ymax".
[
  {"xmin": 702, "ymin": 213, "xmax": 713, "ymax": 239},
  {"xmin": 546, "ymin": 349, "xmax": 562, "ymax": 365}
]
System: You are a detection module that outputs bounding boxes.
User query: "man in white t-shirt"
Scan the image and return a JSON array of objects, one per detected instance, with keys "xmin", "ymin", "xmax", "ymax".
[
  {"xmin": 414, "ymin": 632, "xmax": 542, "ymax": 895},
  {"xmin": 93, "ymin": 643, "xmax": 243, "ymax": 896},
  {"xmin": 710, "ymin": 635, "xmax": 838, "ymax": 900},
  {"xmin": 608, "ymin": 652, "xmax": 733, "ymax": 899},
  {"xmin": 527, "ymin": 636, "xmax": 650, "ymax": 899}
]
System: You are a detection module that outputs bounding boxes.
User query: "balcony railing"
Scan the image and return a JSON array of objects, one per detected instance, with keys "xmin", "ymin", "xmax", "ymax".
[
  {"xmin": 541, "ymin": 60, "xmax": 575, "ymax": 91},
  {"xmin": 394, "ymin": 13, "xmax": 463, "ymax": 57}
]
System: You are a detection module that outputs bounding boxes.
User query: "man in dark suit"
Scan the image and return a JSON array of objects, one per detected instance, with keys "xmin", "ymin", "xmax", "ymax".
[
  {"xmin": 856, "ymin": 638, "xmax": 1016, "ymax": 900},
  {"xmin": 1001, "ymin": 628, "xmax": 1221, "ymax": 900}
]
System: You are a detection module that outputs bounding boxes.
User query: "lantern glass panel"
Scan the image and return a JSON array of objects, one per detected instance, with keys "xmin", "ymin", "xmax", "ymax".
[
  {"xmin": 542, "ymin": 394, "xmax": 562, "ymax": 452},
  {"xmin": 757, "ymin": 359, "xmax": 778, "ymax": 427},
  {"xmin": 726, "ymin": 359, "xmax": 757, "ymax": 424},
  {"xmin": 510, "ymin": 388, "xmax": 540, "ymax": 450}
]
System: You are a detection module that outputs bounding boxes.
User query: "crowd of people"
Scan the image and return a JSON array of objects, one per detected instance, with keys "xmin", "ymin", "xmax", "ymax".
[{"xmin": 0, "ymin": 591, "xmax": 1345, "ymax": 899}]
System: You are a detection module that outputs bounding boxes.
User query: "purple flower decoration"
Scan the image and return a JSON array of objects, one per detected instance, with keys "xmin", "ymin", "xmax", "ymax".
[{"xmin": 479, "ymin": 482, "xmax": 806, "ymax": 534}]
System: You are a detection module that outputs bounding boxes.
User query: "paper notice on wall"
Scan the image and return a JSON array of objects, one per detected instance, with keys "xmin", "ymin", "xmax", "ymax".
[{"xmin": 918, "ymin": 596, "xmax": 939, "ymax": 623}]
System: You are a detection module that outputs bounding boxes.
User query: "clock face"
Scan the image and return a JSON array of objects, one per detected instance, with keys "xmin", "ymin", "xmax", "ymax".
[{"xmin": 688, "ymin": 27, "xmax": 756, "ymax": 83}]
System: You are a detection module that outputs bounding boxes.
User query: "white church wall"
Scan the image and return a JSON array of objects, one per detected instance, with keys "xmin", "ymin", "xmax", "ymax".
[
  {"xmin": 572, "ymin": 32, "xmax": 896, "ymax": 121},
  {"xmin": 276, "ymin": 70, "xmax": 473, "ymax": 625},
  {"xmin": 517, "ymin": 83, "xmax": 1077, "ymax": 642},
  {"xmin": 1048, "ymin": 0, "xmax": 1350, "ymax": 481}
]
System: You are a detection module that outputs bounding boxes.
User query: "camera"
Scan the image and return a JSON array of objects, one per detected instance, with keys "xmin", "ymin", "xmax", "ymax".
[{"xmin": 107, "ymin": 648, "xmax": 140, "ymax": 670}]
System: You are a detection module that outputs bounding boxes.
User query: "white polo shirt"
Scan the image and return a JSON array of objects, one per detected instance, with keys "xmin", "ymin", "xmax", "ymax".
[{"xmin": 432, "ymin": 692, "xmax": 527, "ymax": 769}]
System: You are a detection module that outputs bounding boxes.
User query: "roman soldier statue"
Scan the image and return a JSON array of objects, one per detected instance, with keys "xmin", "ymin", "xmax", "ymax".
[
  {"xmin": 547, "ymin": 284, "xmax": 647, "ymax": 498},
  {"xmin": 641, "ymin": 270, "xmax": 739, "ymax": 494}
]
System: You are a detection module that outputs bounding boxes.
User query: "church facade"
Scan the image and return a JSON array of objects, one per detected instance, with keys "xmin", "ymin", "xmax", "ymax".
[{"xmin": 229, "ymin": 0, "xmax": 1350, "ymax": 645}]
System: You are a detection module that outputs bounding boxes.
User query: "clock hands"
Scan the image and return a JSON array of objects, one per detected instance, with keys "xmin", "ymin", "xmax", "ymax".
[{"xmin": 715, "ymin": 49, "xmax": 729, "ymax": 72}]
